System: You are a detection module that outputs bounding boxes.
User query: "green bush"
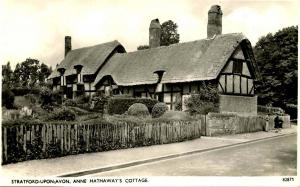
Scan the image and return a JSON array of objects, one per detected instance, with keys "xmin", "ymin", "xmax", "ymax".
[
  {"xmin": 152, "ymin": 102, "xmax": 168, "ymax": 118},
  {"xmin": 107, "ymin": 97, "xmax": 158, "ymax": 115},
  {"xmin": 47, "ymin": 107, "xmax": 76, "ymax": 121},
  {"xmin": 2, "ymin": 87, "xmax": 15, "ymax": 109},
  {"xmin": 127, "ymin": 103, "xmax": 150, "ymax": 117}
]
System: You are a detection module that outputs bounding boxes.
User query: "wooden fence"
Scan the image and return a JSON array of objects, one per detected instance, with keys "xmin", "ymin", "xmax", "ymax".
[{"xmin": 2, "ymin": 120, "xmax": 201, "ymax": 164}]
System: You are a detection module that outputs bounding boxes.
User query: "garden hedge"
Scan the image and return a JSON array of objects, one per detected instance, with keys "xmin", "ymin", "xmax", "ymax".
[
  {"xmin": 128, "ymin": 103, "xmax": 150, "ymax": 117},
  {"xmin": 107, "ymin": 97, "xmax": 158, "ymax": 115}
]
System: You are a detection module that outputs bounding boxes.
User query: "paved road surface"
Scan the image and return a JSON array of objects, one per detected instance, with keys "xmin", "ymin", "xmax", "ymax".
[{"xmin": 90, "ymin": 134, "xmax": 297, "ymax": 176}]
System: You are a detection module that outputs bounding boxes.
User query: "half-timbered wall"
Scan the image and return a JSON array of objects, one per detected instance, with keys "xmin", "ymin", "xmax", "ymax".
[
  {"xmin": 218, "ymin": 46, "xmax": 255, "ymax": 96},
  {"xmin": 109, "ymin": 81, "xmax": 217, "ymax": 111}
]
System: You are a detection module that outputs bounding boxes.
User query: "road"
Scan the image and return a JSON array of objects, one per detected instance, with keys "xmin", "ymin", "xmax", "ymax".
[{"xmin": 89, "ymin": 134, "xmax": 297, "ymax": 176}]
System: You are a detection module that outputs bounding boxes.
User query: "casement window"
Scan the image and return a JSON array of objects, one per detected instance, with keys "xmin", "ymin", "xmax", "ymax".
[{"xmin": 232, "ymin": 61, "xmax": 243, "ymax": 74}]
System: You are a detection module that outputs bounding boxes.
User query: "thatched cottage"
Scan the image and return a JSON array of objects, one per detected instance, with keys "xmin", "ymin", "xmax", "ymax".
[{"xmin": 48, "ymin": 5, "xmax": 260, "ymax": 115}]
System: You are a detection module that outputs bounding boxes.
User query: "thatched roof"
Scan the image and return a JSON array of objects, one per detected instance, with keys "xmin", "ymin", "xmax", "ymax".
[
  {"xmin": 94, "ymin": 33, "xmax": 253, "ymax": 87},
  {"xmin": 48, "ymin": 40, "xmax": 124, "ymax": 79}
]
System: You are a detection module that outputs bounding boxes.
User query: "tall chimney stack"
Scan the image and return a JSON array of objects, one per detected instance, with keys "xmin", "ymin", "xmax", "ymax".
[
  {"xmin": 207, "ymin": 5, "xmax": 222, "ymax": 38},
  {"xmin": 65, "ymin": 36, "xmax": 72, "ymax": 57},
  {"xmin": 149, "ymin": 19, "xmax": 161, "ymax": 48}
]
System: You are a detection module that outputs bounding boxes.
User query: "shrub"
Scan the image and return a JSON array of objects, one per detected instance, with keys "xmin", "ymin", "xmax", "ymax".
[
  {"xmin": 184, "ymin": 83, "xmax": 219, "ymax": 115},
  {"xmin": 78, "ymin": 113, "xmax": 102, "ymax": 122},
  {"xmin": 75, "ymin": 95, "xmax": 90, "ymax": 104},
  {"xmin": 283, "ymin": 104, "xmax": 297, "ymax": 120},
  {"xmin": 152, "ymin": 102, "xmax": 168, "ymax": 118},
  {"xmin": 107, "ymin": 97, "xmax": 158, "ymax": 115},
  {"xmin": 67, "ymin": 106, "xmax": 90, "ymax": 115},
  {"xmin": 91, "ymin": 96, "xmax": 109, "ymax": 112},
  {"xmin": 47, "ymin": 107, "xmax": 76, "ymax": 121},
  {"xmin": 2, "ymin": 87, "xmax": 15, "ymax": 109},
  {"xmin": 11, "ymin": 87, "xmax": 40, "ymax": 96},
  {"xmin": 64, "ymin": 99, "xmax": 77, "ymax": 107},
  {"xmin": 24, "ymin": 94, "xmax": 37, "ymax": 105},
  {"xmin": 52, "ymin": 89, "xmax": 63, "ymax": 104},
  {"xmin": 185, "ymin": 94, "xmax": 219, "ymax": 115},
  {"xmin": 127, "ymin": 103, "xmax": 150, "ymax": 117},
  {"xmin": 40, "ymin": 86, "xmax": 53, "ymax": 106}
]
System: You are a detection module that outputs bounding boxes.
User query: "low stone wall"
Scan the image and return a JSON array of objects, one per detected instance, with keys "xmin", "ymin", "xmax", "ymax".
[
  {"xmin": 267, "ymin": 115, "xmax": 291, "ymax": 129},
  {"xmin": 219, "ymin": 95, "xmax": 257, "ymax": 115},
  {"xmin": 205, "ymin": 113, "xmax": 290, "ymax": 136}
]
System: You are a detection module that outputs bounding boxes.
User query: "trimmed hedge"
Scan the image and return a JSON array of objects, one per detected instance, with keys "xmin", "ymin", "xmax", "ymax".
[
  {"xmin": 47, "ymin": 107, "xmax": 77, "ymax": 121},
  {"xmin": 160, "ymin": 111, "xmax": 191, "ymax": 121},
  {"xmin": 2, "ymin": 87, "xmax": 15, "ymax": 109},
  {"xmin": 107, "ymin": 97, "xmax": 158, "ymax": 115},
  {"xmin": 152, "ymin": 102, "xmax": 168, "ymax": 118},
  {"xmin": 128, "ymin": 103, "xmax": 150, "ymax": 117},
  {"xmin": 11, "ymin": 88, "xmax": 40, "ymax": 96}
]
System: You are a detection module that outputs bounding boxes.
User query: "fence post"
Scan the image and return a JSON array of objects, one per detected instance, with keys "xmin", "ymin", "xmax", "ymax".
[
  {"xmin": 3, "ymin": 127, "xmax": 7, "ymax": 163},
  {"xmin": 204, "ymin": 114, "xmax": 207, "ymax": 136}
]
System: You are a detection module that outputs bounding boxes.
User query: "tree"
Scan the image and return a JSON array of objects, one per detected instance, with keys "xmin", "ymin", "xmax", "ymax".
[
  {"xmin": 13, "ymin": 58, "xmax": 40, "ymax": 88},
  {"xmin": 253, "ymin": 26, "xmax": 298, "ymax": 108},
  {"xmin": 39, "ymin": 63, "xmax": 52, "ymax": 84},
  {"xmin": 10, "ymin": 58, "xmax": 52, "ymax": 90},
  {"xmin": 160, "ymin": 20, "xmax": 180, "ymax": 46},
  {"xmin": 137, "ymin": 45, "xmax": 149, "ymax": 50},
  {"xmin": 2, "ymin": 86, "xmax": 15, "ymax": 109},
  {"xmin": 137, "ymin": 20, "xmax": 180, "ymax": 50},
  {"xmin": 2, "ymin": 61, "xmax": 13, "ymax": 88}
]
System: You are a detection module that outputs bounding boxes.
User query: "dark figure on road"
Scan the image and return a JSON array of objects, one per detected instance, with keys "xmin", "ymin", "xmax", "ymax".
[{"xmin": 274, "ymin": 115, "xmax": 283, "ymax": 132}]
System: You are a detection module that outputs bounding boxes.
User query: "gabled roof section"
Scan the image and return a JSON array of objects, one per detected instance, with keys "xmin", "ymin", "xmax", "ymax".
[
  {"xmin": 94, "ymin": 33, "xmax": 250, "ymax": 87},
  {"xmin": 48, "ymin": 40, "xmax": 124, "ymax": 79}
]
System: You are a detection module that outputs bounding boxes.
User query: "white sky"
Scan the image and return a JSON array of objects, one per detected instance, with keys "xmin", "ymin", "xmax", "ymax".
[{"xmin": 0, "ymin": 0, "xmax": 299, "ymax": 69}]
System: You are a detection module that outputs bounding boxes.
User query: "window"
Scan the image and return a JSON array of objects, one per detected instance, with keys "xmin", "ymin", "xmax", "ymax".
[{"xmin": 232, "ymin": 61, "xmax": 243, "ymax": 74}]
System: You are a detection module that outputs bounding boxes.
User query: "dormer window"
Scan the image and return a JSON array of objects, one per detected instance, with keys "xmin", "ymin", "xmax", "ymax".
[
  {"xmin": 153, "ymin": 70, "xmax": 165, "ymax": 93},
  {"xmin": 57, "ymin": 68, "xmax": 66, "ymax": 86},
  {"xmin": 57, "ymin": 67, "xmax": 66, "ymax": 76},
  {"xmin": 74, "ymin": 65, "xmax": 83, "ymax": 74},
  {"xmin": 74, "ymin": 65, "xmax": 83, "ymax": 84},
  {"xmin": 154, "ymin": 70, "xmax": 165, "ymax": 83}
]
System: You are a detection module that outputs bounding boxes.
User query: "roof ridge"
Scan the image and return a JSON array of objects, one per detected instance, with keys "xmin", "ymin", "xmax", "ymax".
[
  {"xmin": 124, "ymin": 33, "xmax": 244, "ymax": 55},
  {"xmin": 70, "ymin": 40, "xmax": 120, "ymax": 52}
]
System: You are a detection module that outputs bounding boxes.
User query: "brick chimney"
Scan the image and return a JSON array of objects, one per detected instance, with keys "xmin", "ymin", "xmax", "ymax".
[
  {"xmin": 149, "ymin": 19, "xmax": 161, "ymax": 48},
  {"xmin": 65, "ymin": 36, "xmax": 72, "ymax": 57},
  {"xmin": 207, "ymin": 5, "xmax": 222, "ymax": 38}
]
